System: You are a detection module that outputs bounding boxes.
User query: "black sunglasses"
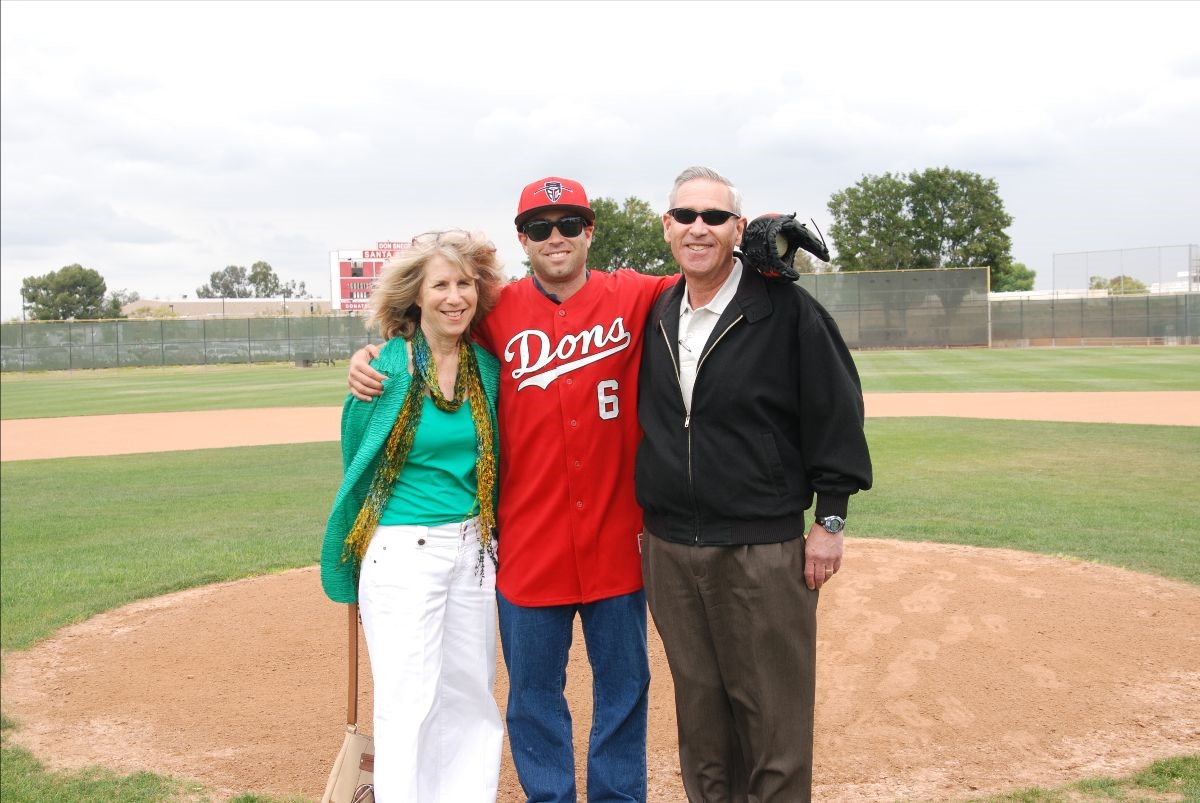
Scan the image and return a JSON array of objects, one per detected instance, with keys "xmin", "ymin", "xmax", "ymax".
[
  {"xmin": 667, "ymin": 208, "xmax": 741, "ymax": 226},
  {"xmin": 522, "ymin": 216, "xmax": 588, "ymax": 242}
]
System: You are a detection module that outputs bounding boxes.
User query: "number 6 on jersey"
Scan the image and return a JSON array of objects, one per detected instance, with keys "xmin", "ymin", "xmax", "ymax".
[{"xmin": 597, "ymin": 379, "xmax": 619, "ymax": 420}]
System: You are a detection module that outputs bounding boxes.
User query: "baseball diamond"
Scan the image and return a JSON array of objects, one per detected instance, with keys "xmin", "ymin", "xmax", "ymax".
[{"xmin": 1, "ymin": 396, "xmax": 1198, "ymax": 801}]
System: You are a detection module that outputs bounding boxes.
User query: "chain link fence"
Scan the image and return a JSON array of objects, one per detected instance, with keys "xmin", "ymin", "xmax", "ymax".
[
  {"xmin": 3, "ymin": 270, "xmax": 1197, "ymax": 371},
  {"xmin": 0, "ymin": 315, "xmax": 376, "ymax": 372},
  {"xmin": 1052, "ymin": 244, "xmax": 1199, "ymax": 294}
]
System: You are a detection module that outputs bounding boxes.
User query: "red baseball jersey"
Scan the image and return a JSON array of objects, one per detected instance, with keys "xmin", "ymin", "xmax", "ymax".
[{"xmin": 475, "ymin": 269, "xmax": 675, "ymax": 606}]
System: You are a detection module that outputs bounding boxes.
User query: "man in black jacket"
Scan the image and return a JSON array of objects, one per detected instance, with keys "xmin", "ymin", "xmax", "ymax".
[{"xmin": 635, "ymin": 166, "xmax": 873, "ymax": 802}]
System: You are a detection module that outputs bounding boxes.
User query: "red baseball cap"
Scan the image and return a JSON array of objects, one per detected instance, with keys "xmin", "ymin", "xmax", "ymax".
[{"xmin": 514, "ymin": 176, "xmax": 595, "ymax": 229}]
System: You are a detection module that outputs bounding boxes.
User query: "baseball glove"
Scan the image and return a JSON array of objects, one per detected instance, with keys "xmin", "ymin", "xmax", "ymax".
[{"xmin": 739, "ymin": 213, "xmax": 830, "ymax": 281}]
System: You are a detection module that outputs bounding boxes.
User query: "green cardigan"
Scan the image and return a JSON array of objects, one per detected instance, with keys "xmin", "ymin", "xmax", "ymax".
[{"xmin": 319, "ymin": 337, "xmax": 500, "ymax": 603}]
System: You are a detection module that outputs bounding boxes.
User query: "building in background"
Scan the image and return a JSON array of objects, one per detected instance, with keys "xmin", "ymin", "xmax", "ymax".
[
  {"xmin": 329, "ymin": 240, "xmax": 409, "ymax": 311},
  {"xmin": 121, "ymin": 298, "xmax": 335, "ymax": 318}
]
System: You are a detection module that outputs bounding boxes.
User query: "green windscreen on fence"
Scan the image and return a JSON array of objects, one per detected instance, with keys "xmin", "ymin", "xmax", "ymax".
[
  {"xmin": 798, "ymin": 267, "xmax": 990, "ymax": 349},
  {"xmin": 0, "ymin": 316, "xmax": 378, "ymax": 372},
  {"xmin": 3, "ymin": 270, "xmax": 1197, "ymax": 370},
  {"xmin": 990, "ymin": 293, "xmax": 1198, "ymax": 345}
]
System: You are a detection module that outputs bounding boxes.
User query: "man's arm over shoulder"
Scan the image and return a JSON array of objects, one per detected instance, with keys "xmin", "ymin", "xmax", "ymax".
[
  {"xmin": 348, "ymin": 343, "xmax": 385, "ymax": 400},
  {"xmin": 619, "ymin": 268, "xmax": 680, "ymax": 303}
]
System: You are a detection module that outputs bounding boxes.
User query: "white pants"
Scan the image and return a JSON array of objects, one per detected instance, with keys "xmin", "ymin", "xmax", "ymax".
[{"xmin": 358, "ymin": 519, "xmax": 501, "ymax": 803}]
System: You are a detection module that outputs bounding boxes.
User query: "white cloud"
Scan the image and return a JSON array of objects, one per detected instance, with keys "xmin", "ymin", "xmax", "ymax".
[
  {"xmin": 3, "ymin": 0, "xmax": 1199, "ymax": 317},
  {"xmin": 1, "ymin": 194, "xmax": 177, "ymax": 248},
  {"xmin": 736, "ymin": 104, "xmax": 891, "ymax": 156},
  {"xmin": 476, "ymin": 105, "xmax": 639, "ymax": 150}
]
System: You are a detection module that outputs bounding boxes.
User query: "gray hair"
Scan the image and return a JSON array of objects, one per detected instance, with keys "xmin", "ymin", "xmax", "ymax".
[{"xmin": 668, "ymin": 166, "xmax": 743, "ymax": 215}]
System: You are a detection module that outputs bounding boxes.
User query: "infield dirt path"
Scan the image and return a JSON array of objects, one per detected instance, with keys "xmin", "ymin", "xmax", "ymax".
[
  {"xmin": 2, "ymin": 394, "xmax": 1198, "ymax": 802},
  {"xmin": 3, "ymin": 391, "xmax": 1198, "ymax": 461}
]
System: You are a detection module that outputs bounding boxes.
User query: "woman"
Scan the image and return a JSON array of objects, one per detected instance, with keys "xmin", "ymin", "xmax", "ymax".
[{"xmin": 320, "ymin": 229, "xmax": 505, "ymax": 802}]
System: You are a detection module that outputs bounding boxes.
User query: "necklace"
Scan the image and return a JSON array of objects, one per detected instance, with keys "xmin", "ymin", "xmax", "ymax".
[{"xmin": 412, "ymin": 328, "xmax": 469, "ymax": 412}]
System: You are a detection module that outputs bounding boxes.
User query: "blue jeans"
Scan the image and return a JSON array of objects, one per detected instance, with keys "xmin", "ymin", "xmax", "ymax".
[{"xmin": 497, "ymin": 589, "xmax": 649, "ymax": 803}]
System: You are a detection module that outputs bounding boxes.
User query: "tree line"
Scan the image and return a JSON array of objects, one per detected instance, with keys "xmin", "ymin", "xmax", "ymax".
[
  {"xmin": 18, "ymin": 265, "xmax": 140, "ymax": 321},
  {"xmin": 563, "ymin": 166, "xmax": 1037, "ymax": 291},
  {"xmin": 30, "ymin": 165, "xmax": 1149, "ymax": 321},
  {"xmin": 18, "ymin": 261, "xmax": 308, "ymax": 321},
  {"xmin": 195, "ymin": 262, "xmax": 309, "ymax": 300},
  {"xmin": 826, "ymin": 167, "xmax": 1035, "ymax": 292}
]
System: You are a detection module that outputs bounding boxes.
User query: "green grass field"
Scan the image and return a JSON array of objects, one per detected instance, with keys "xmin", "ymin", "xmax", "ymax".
[
  {"xmin": 2, "ymin": 420, "xmax": 1196, "ymax": 653},
  {"xmin": 852, "ymin": 345, "xmax": 1200, "ymax": 392},
  {"xmin": 1, "ymin": 346, "xmax": 1198, "ymax": 802},
  {"xmin": 0, "ymin": 363, "xmax": 349, "ymax": 419},
  {"xmin": 0, "ymin": 443, "xmax": 338, "ymax": 651},
  {"xmin": 2, "ymin": 346, "xmax": 1198, "ymax": 419}
]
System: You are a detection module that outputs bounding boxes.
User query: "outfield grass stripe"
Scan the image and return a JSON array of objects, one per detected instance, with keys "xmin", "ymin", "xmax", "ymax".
[
  {"xmin": 4, "ymin": 347, "xmax": 1199, "ymax": 419},
  {"xmin": 852, "ymin": 346, "xmax": 1200, "ymax": 393},
  {"xmin": 0, "ymin": 362, "xmax": 350, "ymax": 419}
]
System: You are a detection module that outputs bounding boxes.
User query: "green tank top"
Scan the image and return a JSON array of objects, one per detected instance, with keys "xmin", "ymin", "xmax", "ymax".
[{"xmin": 379, "ymin": 394, "xmax": 479, "ymax": 526}]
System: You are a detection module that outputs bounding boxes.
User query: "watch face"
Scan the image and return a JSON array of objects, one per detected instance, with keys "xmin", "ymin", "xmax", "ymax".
[{"xmin": 822, "ymin": 516, "xmax": 845, "ymax": 533}]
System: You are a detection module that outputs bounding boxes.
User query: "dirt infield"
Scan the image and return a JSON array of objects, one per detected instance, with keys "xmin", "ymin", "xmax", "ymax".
[
  {"xmin": 3, "ymin": 391, "xmax": 1198, "ymax": 462},
  {"xmin": 2, "ymin": 395, "xmax": 1198, "ymax": 801}
]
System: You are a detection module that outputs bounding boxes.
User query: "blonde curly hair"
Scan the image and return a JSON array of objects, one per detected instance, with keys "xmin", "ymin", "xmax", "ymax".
[{"xmin": 366, "ymin": 230, "xmax": 505, "ymax": 341}]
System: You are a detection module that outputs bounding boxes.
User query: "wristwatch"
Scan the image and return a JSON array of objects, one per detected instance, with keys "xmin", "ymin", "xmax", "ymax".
[{"xmin": 815, "ymin": 515, "xmax": 845, "ymax": 534}]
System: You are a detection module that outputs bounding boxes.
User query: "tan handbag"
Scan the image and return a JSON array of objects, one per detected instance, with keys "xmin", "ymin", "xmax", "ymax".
[{"xmin": 321, "ymin": 604, "xmax": 374, "ymax": 803}]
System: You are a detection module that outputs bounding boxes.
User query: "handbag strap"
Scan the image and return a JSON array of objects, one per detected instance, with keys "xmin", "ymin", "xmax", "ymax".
[{"xmin": 346, "ymin": 602, "xmax": 359, "ymax": 727}]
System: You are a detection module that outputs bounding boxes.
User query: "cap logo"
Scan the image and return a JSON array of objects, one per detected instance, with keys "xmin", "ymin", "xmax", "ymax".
[{"xmin": 535, "ymin": 181, "xmax": 571, "ymax": 203}]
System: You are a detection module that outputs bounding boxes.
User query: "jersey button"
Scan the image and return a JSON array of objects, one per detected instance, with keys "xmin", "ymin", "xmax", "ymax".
[
  {"xmin": 557, "ymin": 309, "xmax": 566, "ymax": 317},
  {"xmin": 574, "ymin": 460, "xmax": 582, "ymax": 469},
  {"xmin": 570, "ymin": 419, "xmax": 577, "ymax": 427},
  {"xmin": 576, "ymin": 501, "xmax": 584, "ymax": 509}
]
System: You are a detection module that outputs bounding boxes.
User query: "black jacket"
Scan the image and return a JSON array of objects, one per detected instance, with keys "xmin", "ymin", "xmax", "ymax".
[{"xmin": 634, "ymin": 265, "xmax": 873, "ymax": 546}]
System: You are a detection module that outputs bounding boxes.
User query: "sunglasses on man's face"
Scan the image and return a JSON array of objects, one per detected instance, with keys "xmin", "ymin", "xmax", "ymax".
[
  {"xmin": 522, "ymin": 216, "xmax": 588, "ymax": 242},
  {"xmin": 667, "ymin": 208, "xmax": 741, "ymax": 226}
]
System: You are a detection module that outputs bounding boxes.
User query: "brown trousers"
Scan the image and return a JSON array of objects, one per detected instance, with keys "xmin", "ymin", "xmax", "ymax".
[{"xmin": 642, "ymin": 532, "xmax": 818, "ymax": 803}]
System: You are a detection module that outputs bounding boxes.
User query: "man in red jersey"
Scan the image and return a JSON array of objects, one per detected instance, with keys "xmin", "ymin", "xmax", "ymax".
[{"xmin": 348, "ymin": 176, "xmax": 672, "ymax": 802}]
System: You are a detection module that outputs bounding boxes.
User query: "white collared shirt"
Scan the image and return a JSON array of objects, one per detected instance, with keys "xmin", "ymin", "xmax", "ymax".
[{"xmin": 677, "ymin": 259, "xmax": 742, "ymax": 411}]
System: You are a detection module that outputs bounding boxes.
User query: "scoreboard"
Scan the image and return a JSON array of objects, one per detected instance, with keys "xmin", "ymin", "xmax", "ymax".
[{"xmin": 328, "ymin": 240, "xmax": 410, "ymax": 311}]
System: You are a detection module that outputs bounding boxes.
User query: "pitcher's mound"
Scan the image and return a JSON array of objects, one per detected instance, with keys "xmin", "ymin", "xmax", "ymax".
[{"xmin": 3, "ymin": 539, "xmax": 1198, "ymax": 802}]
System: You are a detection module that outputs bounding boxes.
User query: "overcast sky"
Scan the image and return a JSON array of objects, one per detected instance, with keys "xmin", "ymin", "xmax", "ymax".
[{"xmin": 2, "ymin": 0, "xmax": 1198, "ymax": 319}]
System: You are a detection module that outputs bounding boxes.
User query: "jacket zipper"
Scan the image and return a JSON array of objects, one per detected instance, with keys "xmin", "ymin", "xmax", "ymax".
[
  {"xmin": 660, "ymin": 314, "xmax": 744, "ymax": 544},
  {"xmin": 656, "ymin": 322, "xmax": 698, "ymax": 540}
]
